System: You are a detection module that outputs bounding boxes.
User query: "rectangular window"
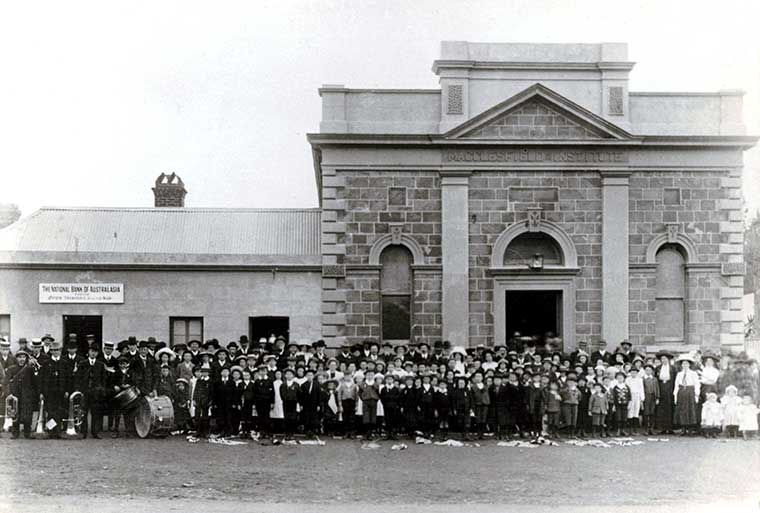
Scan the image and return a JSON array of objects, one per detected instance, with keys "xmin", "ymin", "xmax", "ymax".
[
  {"xmin": 381, "ymin": 296, "xmax": 411, "ymax": 340},
  {"xmin": 170, "ymin": 317, "xmax": 203, "ymax": 347},
  {"xmin": 663, "ymin": 188, "xmax": 681, "ymax": 206},
  {"xmin": 388, "ymin": 187, "xmax": 407, "ymax": 206},
  {"xmin": 0, "ymin": 315, "xmax": 9, "ymax": 342}
]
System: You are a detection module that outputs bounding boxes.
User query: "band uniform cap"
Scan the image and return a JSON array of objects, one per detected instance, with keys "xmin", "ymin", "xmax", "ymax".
[
  {"xmin": 67, "ymin": 334, "xmax": 78, "ymax": 340},
  {"xmin": 15, "ymin": 349, "xmax": 29, "ymax": 358},
  {"xmin": 88, "ymin": 342, "xmax": 100, "ymax": 351},
  {"xmin": 86, "ymin": 334, "xmax": 96, "ymax": 340},
  {"xmin": 17, "ymin": 337, "xmax": 28, "ymax": 344},
  {"xmin": 41, "ymin": 334, "xmax": 55, "ymax": 342},
  {"xmin": 138, "ymin": 340, "xmax": 150, "ymax": 348}
]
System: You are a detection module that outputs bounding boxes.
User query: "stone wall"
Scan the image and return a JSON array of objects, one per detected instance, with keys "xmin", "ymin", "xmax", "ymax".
[
  {"xmin": 320, "ymin": 169, "xmax": 443, "ymax": 347},
  {"xmin": 468, "ymin": 171, "xmax": 603, "ymax": 347},
  {"xmin": 627, "ymin": 169, "xmax": 743, "ymax": 351}
]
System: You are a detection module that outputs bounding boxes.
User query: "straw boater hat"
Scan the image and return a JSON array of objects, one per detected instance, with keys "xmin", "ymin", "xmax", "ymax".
[{"xmin": 154, "ymin": 347, "xmax": 176, "ymax": 361}]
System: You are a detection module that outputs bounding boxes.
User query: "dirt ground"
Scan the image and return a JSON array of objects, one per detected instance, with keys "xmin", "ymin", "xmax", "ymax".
[{"xmin": 0, "ymin": 434, "xmax": 759, "ymax": 512}]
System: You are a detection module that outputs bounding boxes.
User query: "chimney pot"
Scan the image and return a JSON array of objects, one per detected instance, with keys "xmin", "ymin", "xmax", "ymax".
[{"xmin": 152, "ymin": 172, "xmax": 187, "ymax": 207}]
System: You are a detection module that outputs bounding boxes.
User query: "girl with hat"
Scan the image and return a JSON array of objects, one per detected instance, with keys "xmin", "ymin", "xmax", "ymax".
[{"xmin": 673, "ymin": 354, "xmax": 701, "ymax": 435}]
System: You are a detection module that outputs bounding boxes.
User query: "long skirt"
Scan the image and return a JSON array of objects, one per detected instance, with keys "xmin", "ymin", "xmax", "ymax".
[
  {"xmin": 656, "ymin": 380, "xmax": 674, "ymax": 430},
  {"xmin": 674, "ymin": 386, "xmax": 697, "ymax": 426}
]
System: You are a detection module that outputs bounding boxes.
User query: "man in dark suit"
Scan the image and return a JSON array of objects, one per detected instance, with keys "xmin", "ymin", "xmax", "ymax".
[
  {"xmin": 0, "ymin": 338, "xmax": 13, "ymax": 371},
  {"xmin": 76, "ymin": 343, "xmax": 107, "ymax": 438},
  {"xmin": 252, "ymin": 365, "xmax": 274, "ymax": 436},
  {"xmin": 590, "ymin": 340, "xmax": 613, "ymax": 366},
  {"xmin": 213, "ymin": 367, "xmax": 235, "ymax": 436},
  {"xmin": 62, "ymin": 340, "xmax": 83, "ymax": 396},
  {"xmin": 98, "ymin": 341, "xmax": 118, "ymax": 431},
  {"xmin": 335, "ymin": 342, "xmax": 354, "ymax": 368},
  {"xmin": 130, "ymin": 340, "xmax": 158, "ymax": 398},
  {"xmin": 39, "ymin": 340, "xmax": 68, "ymax": 438}
]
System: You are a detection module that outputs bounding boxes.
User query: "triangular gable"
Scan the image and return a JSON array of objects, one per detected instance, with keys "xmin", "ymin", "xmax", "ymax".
[{"xmin": 444, "ymin": 83, "xmax": 633, "ymax": 140}]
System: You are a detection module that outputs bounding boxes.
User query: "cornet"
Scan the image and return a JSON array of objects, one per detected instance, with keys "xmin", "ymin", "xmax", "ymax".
[
  {"xmin": 34, "ymin": 396, "xmax": 45, "ymax": 437},
  {"xmin": 3, "ymin": 394, "xmax": 18, "ymax": 431},
  {"xmin": 65, "ymin": 391, "xmax": 84, "ymax": 436}
]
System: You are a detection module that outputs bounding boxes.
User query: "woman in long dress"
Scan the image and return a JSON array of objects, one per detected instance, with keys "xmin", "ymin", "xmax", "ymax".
[
  {"xmin": 655, "ymin": 352, "xmax": 675, "ymax": 434},
  {"xmin": 673, "ymin": 356, "xmax": 701, "ymax": 435}
]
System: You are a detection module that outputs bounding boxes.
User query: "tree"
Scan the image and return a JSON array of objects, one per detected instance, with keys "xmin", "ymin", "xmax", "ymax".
[{"xmin": 0, "ymin": 204, "xmax": 20, "ymax": 230}]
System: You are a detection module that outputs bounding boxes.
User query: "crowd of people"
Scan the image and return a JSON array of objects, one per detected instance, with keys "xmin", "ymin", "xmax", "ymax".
[{"xmin": 1, "ymin": 331, "xmax": 759, "ymax": 441}]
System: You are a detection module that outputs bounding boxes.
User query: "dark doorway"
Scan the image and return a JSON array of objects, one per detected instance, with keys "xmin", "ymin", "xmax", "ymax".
[
  {"xmin": 504, "ymin": 291, "xmax": 561, "ymax": 340},
  {"xmin": 62, "ymin": 315, "xmax": 103, "ymax": 356},
  {"xmin": 249, "ymin": 316, "xmax": 290, "ymax": 344}
]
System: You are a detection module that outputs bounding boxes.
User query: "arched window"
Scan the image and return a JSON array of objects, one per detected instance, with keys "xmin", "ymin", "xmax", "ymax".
[
  {"xmin": 380, "ymin": 245, "xmax": 413, "ymax": 341},
  {"xmin": 504, "ymin": 232, "xmax": 563, "ymax": 266},
  {"xmin": 655, "ymin": 244, "xmax": 687, "ymax": 342}
]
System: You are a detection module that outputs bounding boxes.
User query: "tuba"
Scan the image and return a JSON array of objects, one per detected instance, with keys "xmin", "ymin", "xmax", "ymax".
[
  {"xmin": 34, "ymin": 396, "xmax": 45, "ymax": 436},
  {"xmin": 3, "ymin": 394, "xmax": 18, "ymax": 431},
  {"xmin": 65, "ymin": 391, "xmax": 84, "ymax": 436}
]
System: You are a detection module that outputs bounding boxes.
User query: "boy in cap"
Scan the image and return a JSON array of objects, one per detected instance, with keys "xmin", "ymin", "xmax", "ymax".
[
  {"xmin": 468, "ymin": 372, "xmax": 490, "ymax": 440},
  {"xmin": 360, "ymin": 369, "xmax": 381, "ymax": 439},
  {"xmin": 560, "ymin": 377, "xmax": 582, "ymax": 438},
  {"xmin": 193, "ymin": 365, "xmax": 213, "ymax": 438},
  {"xmin": 280, "ymin": 368, "xmax": 300, "ymax": 440},
  {"xmin": 252, "ymin": 365, "xmax": 275, "ymax": 436},
  {"xmin": 298, "ymin": 368, "xmax": 322, "ymax": 439},
  {"xmin": 450, "ymin": 376, "xmax": 471, "ymax": 438},
  {"xmin": 588, "ymin": 382, "xmax": 609, "ymax": 438},
  {"xmin": 109, "ymin": 356, "xmax": 137, "ymax": 438},
  {"xmin": 642, "ymin": 364, "xmax": 660, "ymax": 435},
  {"xmin": 381, "ymin": 374, "xmax": 401, "ymax": 439}
]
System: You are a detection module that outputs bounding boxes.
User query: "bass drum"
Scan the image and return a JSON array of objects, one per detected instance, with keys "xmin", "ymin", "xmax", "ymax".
[
  {"xmin": 134, "ymin": 396, "xmax": 174, "ymax": 438},
  {"xmin": 112, "ymin": 386, "xmax": 140, "ymax": 411}
]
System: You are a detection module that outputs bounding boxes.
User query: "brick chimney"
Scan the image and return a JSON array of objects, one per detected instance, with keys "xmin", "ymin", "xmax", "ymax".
[{"xmin": 152, "ymin": 172, "xmax": 187, "ymax": 207}]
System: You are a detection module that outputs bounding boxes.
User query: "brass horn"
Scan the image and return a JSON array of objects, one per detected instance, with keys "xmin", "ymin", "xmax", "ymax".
[
  {"xmin": 3, "ymin": 394, "xmax": 18, "ymax": 431},
  {"xmin": 65, "ymin": 391, "xmax": 84, "ymax": 436},
  {"xmin": 34, "ymin": 396, "xmax": 45, "ymax": 436}
]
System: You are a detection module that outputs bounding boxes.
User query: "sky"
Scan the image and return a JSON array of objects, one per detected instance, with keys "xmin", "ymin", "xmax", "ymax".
[{"xmin": 2, "ymin": 0, "xmax": 759, "ymax": 218}]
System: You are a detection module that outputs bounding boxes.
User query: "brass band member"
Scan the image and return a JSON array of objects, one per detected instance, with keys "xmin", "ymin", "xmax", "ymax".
[
  {"xmin": 39, "ymin": 340, "xmax": 68, "ymax": 438},
  {"xmin": 4, "ymin": 350, "xmax": 39, "ymax": 439},
  {"xmin": 75, "ymin": 343, "xmax": 107, "ymax": 439}
]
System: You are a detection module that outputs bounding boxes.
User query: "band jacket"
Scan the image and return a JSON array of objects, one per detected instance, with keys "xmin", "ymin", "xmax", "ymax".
[
  {"xmin": 252, "ymin": 378, "xmax": 274, "ymax": 405},
  {"xmin": 108, "ymin": 368, "xmax": 135, "ymax": 393},
  {"xmin": 40, "ymin": 357, "xmax": 68, "ymax": 418},
  {"xmin": 5, "ymin": 364, "xmax": 39, "ymax": 421},
  {"xmin": 192, "ymin": 377, "xmax": 212, "ymax": 418},
  {"xmin": 130, "ymin": 356, "xmax": 158, "ymax": 396},
  {"xmin": 76, "ymin": 359, "xmax": 107, "ymax": 401},
  {"xmin": 61, "ymin": 354, "xmax": 82, "ymax": 394},
  {"xmin": 469, "ymin": 384, "xmax": 491, "ymax": 407}
]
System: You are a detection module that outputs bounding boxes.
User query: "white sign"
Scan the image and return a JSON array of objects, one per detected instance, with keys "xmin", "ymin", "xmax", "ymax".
[{"xmin": 39, "ymin": 283, "xmax": 124, "ymax": 304}]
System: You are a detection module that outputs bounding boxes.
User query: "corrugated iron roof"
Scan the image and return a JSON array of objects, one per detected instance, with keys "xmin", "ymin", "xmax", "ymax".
[{"xmin": 0, "ymin": 207, "xmax": 322, "ymax": 260}]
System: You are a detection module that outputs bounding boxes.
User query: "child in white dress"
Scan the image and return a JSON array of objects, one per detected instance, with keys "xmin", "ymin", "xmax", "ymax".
[
  {"xmin": 700, "ymin": 392, "xmax": 722, "ymax": 438},
  {"xmin": 721, "ymin": 385, "xmax": 742, "ymax": 438},
  {"xmin": 737, "ymin": 395, "xmax": 759, "ymax": 441}
]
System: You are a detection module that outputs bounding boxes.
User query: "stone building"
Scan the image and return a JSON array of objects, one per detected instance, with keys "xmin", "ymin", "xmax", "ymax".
[
  {"xmin": 308, "ymin": 41, "xmax": 756, "ymax": 354},
  {"xmin": 0, "ymin": 41, "xmax": 756, "ymax": 354}
]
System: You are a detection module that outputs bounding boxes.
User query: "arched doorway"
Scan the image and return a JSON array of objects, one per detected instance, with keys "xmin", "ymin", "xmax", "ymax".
[{"xmin": 490, "ymin": 220, "xmax": 580, "ymax": 349}]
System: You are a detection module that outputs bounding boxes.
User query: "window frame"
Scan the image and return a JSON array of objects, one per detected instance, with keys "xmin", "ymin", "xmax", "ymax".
[
  {"xmin": 169, "ymin": 316, "xmax": 204, "ymax": 347},
  {"xmin": 379, "ymin": 245, "xmax": 414, "ymax": 343},
  {"xmin": 0, "ymin": 314, "xmax": 10, "ymax": 343},
  {"xmin": 654, "ymin": 244, "xmax": 687, "ymax": 343}
]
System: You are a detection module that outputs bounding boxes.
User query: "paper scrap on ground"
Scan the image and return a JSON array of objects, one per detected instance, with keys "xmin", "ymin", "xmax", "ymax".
[
  {"xmin": 209, "ymin": 437, "xmax": 248, "ymax": 446},
  {"xmin": 391, "ymin": 443, "xmax": 408, "ymax": 451},
  {"xmin": 415, "ymin": 436, "xmax": 432, "ymax": 445},
  {"xmin": 298, "ymin": 438, "xmax": 325, "ymax": 446},
  {"xmin": 361, "ymin": 441, "xmax": 382, "ymax": 450}
]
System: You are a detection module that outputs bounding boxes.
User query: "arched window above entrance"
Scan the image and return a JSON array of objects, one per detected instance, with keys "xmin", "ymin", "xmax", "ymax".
[{"xmin": 503, "ymin": 232, "xmax": 564, "ymax": 266}]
